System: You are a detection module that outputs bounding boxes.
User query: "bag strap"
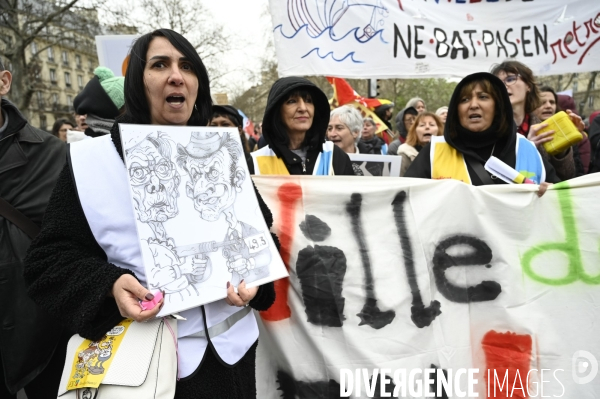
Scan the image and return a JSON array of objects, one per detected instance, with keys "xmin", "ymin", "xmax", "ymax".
[
  {"xmin": 0, "ymin": 197, "xmax": 40, "ymax": 239},
  {"xmin": 464, "ymin": 156, "xmax": 495, "ymax": 185}
]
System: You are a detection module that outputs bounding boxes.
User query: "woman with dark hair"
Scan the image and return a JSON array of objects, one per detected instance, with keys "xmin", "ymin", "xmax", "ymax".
[
  {"xmin": 50, "ymin": 118, "xmax": 74, "ymax": 141},
  {"xmin": 24, "ymin": 29, "xmax": 274, "ymax": 399},
  {"xmin": 250, "ymin": 76, "xmax": 354, "ymax": 175},
  {"xmin": 491, "ymin": 60, "xmax": 582, "ymax": 181},
  {"xmin": 535, "ymin": 85, "xmax": 559, "ymax": 122},
  {"xmin": 398, "ymin": 112, "xmax": 443, "ymax": 176},
  {"xmin": 405, "ymin": 72, "xmax": 560, "ymax": 190}
]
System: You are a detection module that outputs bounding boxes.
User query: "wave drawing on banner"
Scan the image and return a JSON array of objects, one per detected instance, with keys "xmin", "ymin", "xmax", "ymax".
[{"xmin": 275, "ymin": 0, "xmax": 390, "ymax": 63}]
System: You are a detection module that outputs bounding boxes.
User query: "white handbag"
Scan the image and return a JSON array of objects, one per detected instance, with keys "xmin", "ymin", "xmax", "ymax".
[{"xmin": 57, "ymin": 318, "xmax": 177, "ymax": 399}]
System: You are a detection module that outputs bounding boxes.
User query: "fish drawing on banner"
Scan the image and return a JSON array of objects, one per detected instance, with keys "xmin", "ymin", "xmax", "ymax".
[
  {"xmin": 269, "ymin": 0, "xmax": 600, "ymax": 78},
  {"xmin": 275, "ymin": 0, "xmax": 390, "ymax": 63}
]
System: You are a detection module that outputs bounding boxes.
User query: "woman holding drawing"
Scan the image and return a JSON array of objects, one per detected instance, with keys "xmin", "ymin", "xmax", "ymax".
[
  {"xmin": 405, "ymin": 72, "xmax": 560, "ymax": 192},
  {"xmin": 24, "ymin": 29, "xmax": 275, "ymax": 398},
  {"xmin": 250, "ymin": 76, "xmax": 355, "ymax": 175}
]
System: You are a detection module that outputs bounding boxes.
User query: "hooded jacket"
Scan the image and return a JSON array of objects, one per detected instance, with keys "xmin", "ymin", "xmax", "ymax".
[
  {"xmin": 251, "ymin": 77, "xmax": 354, "ymax": 175},
  {"xmin": 388, "ymin": 107, "xmax": 417, "ymax": 156},
  {"xmin": 0, "ymin": 99, "xmax": 66, "ymax": 393},
  {"xmin": 405, "ymin": 73, "xmax": 560, "ymax": 185}
]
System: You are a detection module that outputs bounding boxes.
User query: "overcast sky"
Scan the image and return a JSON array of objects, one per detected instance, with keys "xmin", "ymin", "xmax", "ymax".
[{"xmin": 203, "ymin": 0, "xmax": 273, "ymax": 95}]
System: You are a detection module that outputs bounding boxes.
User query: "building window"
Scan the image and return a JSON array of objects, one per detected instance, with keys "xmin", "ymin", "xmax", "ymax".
[
  {"xmin": 37, "ymin": 91, "xmax": 44, "ymax": 109},
  {"xmin": 61, "ymin": 51, "xmax": 69, "ymax": 66},
  {"xmin": 47, "ymin": 47, "xmax": 54, "ymax": 61},
  {"xmin": 64, "ymin": 72, "xmax": 71, "ymax": 87},
  {"xmin": 592, "ymin": 79, "xmax": 596, "ymax": 90},
  {"xmin": 88, "ymin": 58, "xmax": 93, "ymax": 71},
  {"xmin": 49, "ymin": 69, "xmax": 57, "ymax": 84},
  {"xmin": 39, "ymin": 115, "xmax": 47, "ymax": 130},
  {"xmin": 31, "ymin": 41, "xmax": 38, "ymax": 55},
  {"xmin": 67, "ymin": 95, "xmax": 73, "ymax": 109},
  {"xmin": 52, "ymin": 93, "xmax": 59, "ymax": 105},
  {"xmin": 573, "ymin": 82, "xmax": 578, "ymax": 92},
  {"xmin": 589, "ymin": 96, "xmax": 595, "ymax": 108},
  {"xmin": 76, "ymin": 54, "xmax": 81, "ymax": 69},
  {"xmin": 78, "ymin": 75, "xmax": 83, "ymax": 89}
]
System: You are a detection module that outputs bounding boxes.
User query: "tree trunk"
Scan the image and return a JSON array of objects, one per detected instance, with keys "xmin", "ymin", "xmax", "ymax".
[
  {"xmin": 8, "ymin": 43, "xmax": 35, "ymax": 119},
  {"xmin": 579, "ymin": 72, "xmax": 598, "ymax": 116}
]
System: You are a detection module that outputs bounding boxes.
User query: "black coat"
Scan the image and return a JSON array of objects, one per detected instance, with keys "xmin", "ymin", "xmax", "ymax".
[
  {"xmin": 0, "ymin": 99, "xmax": 66, "ymax": 393},
  {"xmin": 405, "ymin": 73, "xmax": 560, "ymax": 186},
  {"xmin": 256, "ymin": 76, "xmax": 355, "ymax": 176},
  {"xmin": 24, "ymin": 117, "xmax": 276, "ymax": 398},
  {"xmin": 358, "ymin": 137, "xmax": 385, "ymax": 155}
]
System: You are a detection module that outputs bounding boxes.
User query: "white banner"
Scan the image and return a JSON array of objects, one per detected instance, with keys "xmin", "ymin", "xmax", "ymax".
[
  {"xmin": 253, "ymin": 174, "xmax": 600, "ymax": 398},
  {"xmin": 268, "ymin": 0, "xmax": 600, "ymax": 79}
]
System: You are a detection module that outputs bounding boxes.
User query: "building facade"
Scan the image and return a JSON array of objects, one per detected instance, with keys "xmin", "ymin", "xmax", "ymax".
[
  {"xmin": 1, "ymin": 2, "xmax": 136, "ymax": 133},
  {"xmin": 538, "ymin": 71, "xmax": 599, "ymax": 118},
  {"xmin": 24, "ymin": 34, "xmax": 99, "ymax": 131}
]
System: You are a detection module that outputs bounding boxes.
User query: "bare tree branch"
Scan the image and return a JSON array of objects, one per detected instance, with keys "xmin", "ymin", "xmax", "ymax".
[{"xmin": 24, "ymin": 0, "xmax": 81, "ymax": 44}]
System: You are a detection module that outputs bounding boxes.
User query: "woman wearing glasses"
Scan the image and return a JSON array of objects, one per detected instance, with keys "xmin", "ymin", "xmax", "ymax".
[{"xmin": 491, "ymin": 60, "xmax": 582, "ymax": 181}]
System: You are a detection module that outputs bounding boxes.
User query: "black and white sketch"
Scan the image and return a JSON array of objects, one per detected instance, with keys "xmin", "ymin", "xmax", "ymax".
[
  {"xmin": 176, "ymin": 131, "xmax": 271, "ymax": 286},
  {"xmin": 120, "ymin": 125, "xmax": 287, "ymax": 314}
]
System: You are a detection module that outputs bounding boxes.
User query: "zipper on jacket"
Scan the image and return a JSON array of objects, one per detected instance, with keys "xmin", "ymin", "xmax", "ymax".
[{"xmin": 302, "ymin": 161, "xmax": 306, "ymax": 173}]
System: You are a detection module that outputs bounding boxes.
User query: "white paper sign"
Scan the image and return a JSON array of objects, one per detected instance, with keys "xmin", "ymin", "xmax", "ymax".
[
  {"xmin": 119, "ymin": 125, "xmax": 288, "ymax": 315},
  {"xmin": 268, "ymin": 0, "xmax": 600, "ymax": 79},
  {"xmin": 95, "ymin": 35, "xmax": 138, "ymax": 77}
]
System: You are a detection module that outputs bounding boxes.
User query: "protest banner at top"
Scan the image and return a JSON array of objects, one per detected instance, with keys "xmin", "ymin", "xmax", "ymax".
[{"xmin": 268, "ymin": 0, "xmax": 600, "ymax": 79}]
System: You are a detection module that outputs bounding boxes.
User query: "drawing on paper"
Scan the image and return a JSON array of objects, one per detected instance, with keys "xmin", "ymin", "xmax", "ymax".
[{"xmin": 120, "ymin": 125, "xmax": 287, "ymax": 313}]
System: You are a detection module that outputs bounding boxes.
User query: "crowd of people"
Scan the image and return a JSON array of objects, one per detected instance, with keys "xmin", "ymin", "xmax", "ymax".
[{"xmin": 0, "ymin": 27, "xmax": 599, "ymax": 399}]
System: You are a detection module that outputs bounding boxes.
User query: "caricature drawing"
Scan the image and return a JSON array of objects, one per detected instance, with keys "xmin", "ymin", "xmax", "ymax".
[
  {"xmin": 126, "ymin": 131, "xmax": 210, "ymax": 302},
  {"xmin": 120, "ymin": 125, "xmax": 287, "ymax": 312},
  {"xmin": 176, "ymin": 131, "xmax": 271, "ymax": 285}
]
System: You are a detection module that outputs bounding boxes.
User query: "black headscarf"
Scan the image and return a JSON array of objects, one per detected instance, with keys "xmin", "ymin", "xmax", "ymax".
[
  {"xmin": 262, "ymin": 77, "xmax": 330, "ymax": 158},
  {"xmin": 444, "ymin": 72, "xmax": 517, "ymax": 162}
]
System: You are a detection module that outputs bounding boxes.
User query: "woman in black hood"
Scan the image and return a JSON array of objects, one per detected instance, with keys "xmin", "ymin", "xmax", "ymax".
[
  {"xmin": 405, "ymin": 72, "xmax": 560, "ymax": 187},
  {"xmin": 250, "ymin": 77, "xmax": 354, "ymax": 175}
]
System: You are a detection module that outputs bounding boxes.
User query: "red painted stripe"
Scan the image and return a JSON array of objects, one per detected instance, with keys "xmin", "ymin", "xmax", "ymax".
[
  {"xmin": 482, "ymin": 330, "xmax": 532, "ymax": 399},
  {"xmin": 261, "ymin": 183, "xmax": 303, "ymax": 321}
]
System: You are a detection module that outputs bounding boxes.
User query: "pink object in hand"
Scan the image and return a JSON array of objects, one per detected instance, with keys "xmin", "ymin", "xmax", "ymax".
[{"xmin": 139, "ymin": 291, "xmax": 163, "ymax": 311}]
